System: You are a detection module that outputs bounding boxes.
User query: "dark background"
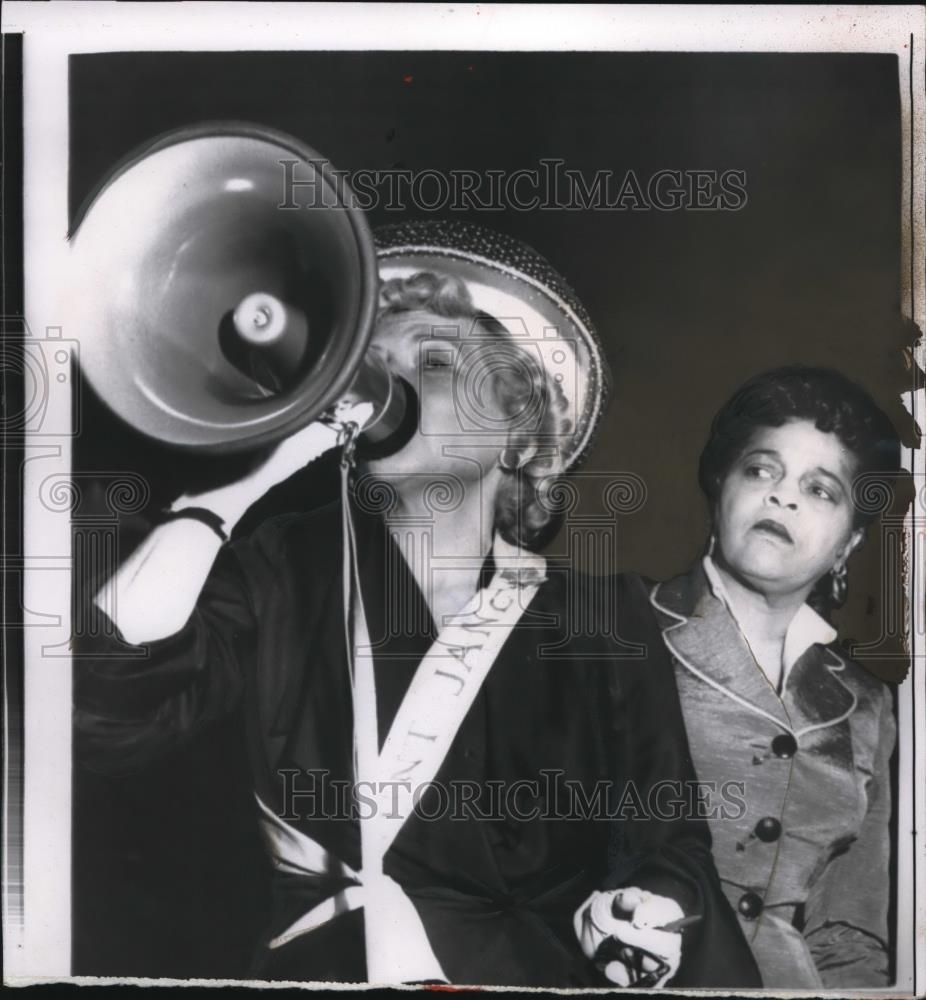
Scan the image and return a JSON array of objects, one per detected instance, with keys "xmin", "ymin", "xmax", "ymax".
[{"xmin": 70, "ymin": 51, "xmax": 915, "ymax": 978}]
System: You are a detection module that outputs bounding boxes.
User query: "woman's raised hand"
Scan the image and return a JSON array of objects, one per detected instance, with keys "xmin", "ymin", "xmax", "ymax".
[
  {"xmin": 95, "ymin": 402, "xmax": 374, "ymax": 645},
  {"xmin": 241, "ymin": 401, "xmax": 374, "ymax": 496},
  {"xmin": 175, "ymin": 401, "xmax": 375, "ymax": 527}
]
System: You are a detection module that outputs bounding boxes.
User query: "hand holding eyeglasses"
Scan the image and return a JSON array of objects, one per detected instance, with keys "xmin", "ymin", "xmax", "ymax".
[{"xmin": 574, "ymin": 887, "xmax": 693, "ymax": 988}]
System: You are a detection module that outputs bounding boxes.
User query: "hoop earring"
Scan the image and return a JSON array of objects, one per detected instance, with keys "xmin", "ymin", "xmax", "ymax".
[
  {"xmin": 831, "ymin": 562, "xmax": 848, "ymax": 606},
  {"xmin": 498, "ymin": 448, "xmax": 526, "ymax": 472}
]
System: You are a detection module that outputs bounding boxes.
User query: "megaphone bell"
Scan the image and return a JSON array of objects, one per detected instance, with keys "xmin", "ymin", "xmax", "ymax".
[{"xmin": 68, "ymin": 122, "xmax": 408, "ymax": 453}]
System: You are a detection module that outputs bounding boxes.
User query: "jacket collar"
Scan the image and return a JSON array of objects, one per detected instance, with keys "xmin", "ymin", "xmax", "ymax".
[
  {"xmin": 651, "ymin": 562, "xmax": 856, "ymax": 737},
  {"xmin": 702, "ymin": 556, "xmax": 837, "ymax": 673}
]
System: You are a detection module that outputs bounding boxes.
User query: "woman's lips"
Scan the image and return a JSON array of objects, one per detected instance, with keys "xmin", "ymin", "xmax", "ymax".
[{"xmin": 751, "ymin": 518, "xmax": 794, "ymax": 543}]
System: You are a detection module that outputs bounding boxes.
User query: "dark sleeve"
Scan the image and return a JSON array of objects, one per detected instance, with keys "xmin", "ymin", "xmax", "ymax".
[
  {"xmin": 74, "ymin": 538, "xmax": 257, "ymax": 775},
  {"xmin": 602, "ymin": 573, "xmax": 762, "ymax": 989}
]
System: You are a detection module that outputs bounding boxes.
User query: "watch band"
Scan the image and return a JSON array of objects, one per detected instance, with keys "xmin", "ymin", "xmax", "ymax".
[{"xmin": 154, "ymin": 506, "xmax": 228, "ymax": 542}]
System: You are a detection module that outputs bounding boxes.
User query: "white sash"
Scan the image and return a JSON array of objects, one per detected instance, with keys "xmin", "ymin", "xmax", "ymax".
[{"xmin": 260, "ymin": 531, "xmax": 546, "ymax": 984}]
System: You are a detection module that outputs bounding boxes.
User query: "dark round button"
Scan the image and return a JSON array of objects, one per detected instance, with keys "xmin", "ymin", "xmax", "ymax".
[
  {"xmin": 755, "ymin": 816, "xmax": 782, "ymax": 842},
  {"xmin": 737, "ymin": 891, "xmax": 763, "ymax": 920},
  {"xmin": 771, "ymin": 733, "xmax": 798, "ymax": 758}
]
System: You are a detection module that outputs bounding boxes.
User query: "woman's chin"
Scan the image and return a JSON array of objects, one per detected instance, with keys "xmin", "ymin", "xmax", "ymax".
[
  {"xmin": 724, "ymin": 551, "xmax": 797, "ymax": 594},
  {"xmin": 359, "ymin": 437, "xmax": 427, "ymax": 474}
]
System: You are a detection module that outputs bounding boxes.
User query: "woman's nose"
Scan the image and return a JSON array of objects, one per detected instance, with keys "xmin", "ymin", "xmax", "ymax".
[
  {"xmin": 369, "ymin": 341, "xmax": 412, "ymax": 380},
  {"xmin": 766, "ymin": 490, "xmax": 798, "ymax": 512},
  {"xmin": 367, "ymin": 341, "xmax": 389, "ymax": 365}
]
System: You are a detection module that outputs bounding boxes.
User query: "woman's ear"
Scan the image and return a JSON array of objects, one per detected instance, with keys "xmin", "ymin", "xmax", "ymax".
[
  {"xmin": 498, "ymin": 439, "xmax": 539, "ymax": 472},
  {"xmin": 838, "ymin": 527, "xmax": 866, "ymax": 566}
]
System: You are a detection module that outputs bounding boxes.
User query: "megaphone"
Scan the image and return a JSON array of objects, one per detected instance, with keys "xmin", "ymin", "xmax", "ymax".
[{"xmin": 68, "ymin": 122, "xmax": 409, "ymax": 453}]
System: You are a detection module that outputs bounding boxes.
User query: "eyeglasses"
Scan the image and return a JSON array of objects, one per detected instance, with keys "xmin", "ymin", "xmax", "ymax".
[{"xmin": 594, "ymin": 935, "xmax": 671, "ymax": 989}]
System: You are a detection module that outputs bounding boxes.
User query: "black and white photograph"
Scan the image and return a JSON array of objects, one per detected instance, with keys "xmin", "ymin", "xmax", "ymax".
[{"xmin": 2, "ymin": 3, "xmax": 925, "ymax": 994}]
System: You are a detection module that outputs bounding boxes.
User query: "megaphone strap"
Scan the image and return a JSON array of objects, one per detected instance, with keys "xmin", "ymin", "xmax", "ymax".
[
  {"xmin": 334, "ymin": 434, "xmax": 448, "ymax": 982},
  {"xmin": 331, "ymin": 426, "xmax": 547, "ymax": 983}
]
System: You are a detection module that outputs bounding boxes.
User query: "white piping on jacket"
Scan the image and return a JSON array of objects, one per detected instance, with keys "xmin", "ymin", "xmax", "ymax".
[{"xmin": 649, "ymin": 583, "xmax": 858, "ymax": 740}]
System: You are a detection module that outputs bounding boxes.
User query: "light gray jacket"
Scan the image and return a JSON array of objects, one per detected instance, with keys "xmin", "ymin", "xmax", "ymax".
[{"xmin": 650, "ymin": 563, "xmax": 895, "ymax": 989}]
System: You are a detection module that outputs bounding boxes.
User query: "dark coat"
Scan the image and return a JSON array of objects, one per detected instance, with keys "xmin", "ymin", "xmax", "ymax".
[
  {"xmin": 650, "ymin": 562, "xmax": 895, "ymax": 988},
  {"xmin": 76, "ymin": 501, "xmax": 760, "ymax": 988}
]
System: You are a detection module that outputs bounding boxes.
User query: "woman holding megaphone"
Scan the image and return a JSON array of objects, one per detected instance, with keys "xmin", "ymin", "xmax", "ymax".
[{"xmin": 76, "ymin": 215, "xmax": 759, "ymax": 988}]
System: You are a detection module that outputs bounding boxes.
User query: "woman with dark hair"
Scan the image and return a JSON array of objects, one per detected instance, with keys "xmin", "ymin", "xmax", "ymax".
[
  {"xmin": 649, "ymin": 365, "xmax": 901, "ymax": 988},
  {"xmin": 76, "ymin": 221, "xmax": 759, "ymax": 988}
]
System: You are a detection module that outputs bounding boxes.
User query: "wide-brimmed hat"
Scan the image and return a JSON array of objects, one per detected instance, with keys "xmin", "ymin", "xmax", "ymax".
[{"xmin": 374, "ymin": 220, "xmax": 611, "ymax": 471}]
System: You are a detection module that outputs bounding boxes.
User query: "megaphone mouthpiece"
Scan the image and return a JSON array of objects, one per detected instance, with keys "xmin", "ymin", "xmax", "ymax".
[
  {"xmin": 224, "ymin": 291, "xmax": 311, "ymax": 393},
  {"xmin": 233, "ymin": 292, "xmax": 301, "ymax": 345}
]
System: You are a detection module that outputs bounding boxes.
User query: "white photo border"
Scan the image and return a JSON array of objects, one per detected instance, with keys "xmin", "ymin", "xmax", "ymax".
[{"xmin": 3, "ymin": 2, "xmax": 924, "ymax": 993}]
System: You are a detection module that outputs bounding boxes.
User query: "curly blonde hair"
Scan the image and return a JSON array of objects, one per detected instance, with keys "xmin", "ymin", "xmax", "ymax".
[{"xmin": 378, "ymin": 271, "xmax": 572, "ymax": 549}]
